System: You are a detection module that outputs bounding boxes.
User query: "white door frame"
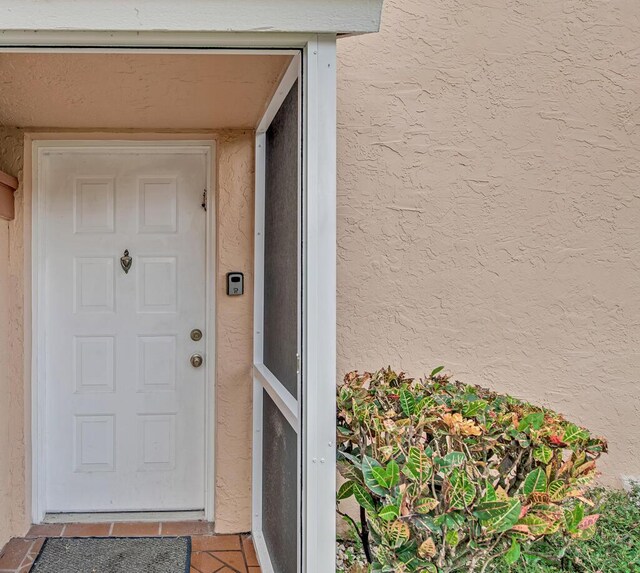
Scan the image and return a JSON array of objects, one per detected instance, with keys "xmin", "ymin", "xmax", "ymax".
[
  {"xmin": 4, "ymin": 35, "xmax": 337, "ymax": 573},
  {"xmin": 31, "ymin": 139, "xmax": 217, "ymax": 522}
]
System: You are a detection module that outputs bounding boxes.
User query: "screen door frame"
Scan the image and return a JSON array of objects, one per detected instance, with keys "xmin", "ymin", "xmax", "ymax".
[{"xmin": 252, "ymin": 38, "xmax": 337, "ymax": 573}]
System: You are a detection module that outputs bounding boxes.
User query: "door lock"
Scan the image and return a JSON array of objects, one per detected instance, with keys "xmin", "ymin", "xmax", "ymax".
[
  {"xmin": 190, "ymin": 329, "xmax": 203, "ymax": 342},
  {"xmin": 190, "ymin": 354, "xmax": 204, "ymax": 368}
]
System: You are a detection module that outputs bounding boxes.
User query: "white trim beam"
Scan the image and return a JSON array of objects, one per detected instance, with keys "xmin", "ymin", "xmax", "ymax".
[
  {"xmin": 257, "ymin": 56, "xmax": 301, "ymax": 134},
  {"xmin": 302, "ymin": 35, "xmax": 338, "ymax": 573},
  {"xmin": 253, "ymin": 364, "xmax": 300, "ymax": 433},
  {"xmin": 0, "ymin": 0, "xmax": 383, "ymax": 35}
]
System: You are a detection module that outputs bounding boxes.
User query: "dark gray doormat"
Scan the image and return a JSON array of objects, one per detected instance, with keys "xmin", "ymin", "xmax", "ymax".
[{"xmin": 31, "ymin": 536, "xmax": 191, "ymax": 573}]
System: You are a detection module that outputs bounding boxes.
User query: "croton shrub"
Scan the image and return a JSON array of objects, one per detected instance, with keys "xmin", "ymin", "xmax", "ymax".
[{"xmin": 336, "ymin": 368, "xmax": 607, "ymax": 572}]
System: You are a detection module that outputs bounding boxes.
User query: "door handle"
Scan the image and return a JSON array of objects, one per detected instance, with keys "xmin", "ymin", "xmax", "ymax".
[{"xmin": 190, "ymin": 354, "xmax": 204, "ymax": 368}]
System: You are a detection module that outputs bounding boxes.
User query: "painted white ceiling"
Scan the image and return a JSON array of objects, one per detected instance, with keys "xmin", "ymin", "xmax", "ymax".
[{"xmin": 0, "ymin": 53, "xmax": 292, "ymax": 129}]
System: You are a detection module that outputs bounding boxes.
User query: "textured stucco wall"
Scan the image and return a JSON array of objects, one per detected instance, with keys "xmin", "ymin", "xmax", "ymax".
[
  {"xmin": 214, "ymin": 131, "xmax": 254, "ymax": 533},
  {"xmin": 0, "ymin": 127, "xmax": 26, "ymax": 549},
  {"xmin": 0, "ymin": 129, "xmax": 254, "ymax": 547},
  {"xmin": 336, "ymin": 0, "xmax": 640, "ymax": 485}
]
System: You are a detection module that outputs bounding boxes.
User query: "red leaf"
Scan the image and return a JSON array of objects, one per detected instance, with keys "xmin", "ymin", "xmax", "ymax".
[
  {"xmin": 511, "ymin": 524, "xmax": 531, "ymax": 534},
  {"xmin": 519, "ymin": 505, "xmax": 530, "ymax": 518},
  {"xmin": 578, "ymin": 514, "xmax": 600, "ymax": 530},
  {"xmin": 550, "ymin": 435, "xmax": 566, "ymax": 446}
]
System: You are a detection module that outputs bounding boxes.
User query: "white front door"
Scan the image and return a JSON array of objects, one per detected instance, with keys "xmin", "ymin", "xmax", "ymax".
[{"xmin": 41, "ymin": 143, "xmax": 209, "ymax": 513}]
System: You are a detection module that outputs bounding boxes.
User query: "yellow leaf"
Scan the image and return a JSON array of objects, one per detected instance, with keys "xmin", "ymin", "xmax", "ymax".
[
  {"xmin": 415, "ymin": 497, "xmax": 439, "ymax": 514},
  {"xmin": 418, "ymin": 537, "xmax": 437, "ymax": 559},
  {"xmin": 495, "ymin": 486, "xmax": 509, "ymax": 501},
  {"xmin": 389, "ymin": 520, "xmax": 410, "ymax": 547}
]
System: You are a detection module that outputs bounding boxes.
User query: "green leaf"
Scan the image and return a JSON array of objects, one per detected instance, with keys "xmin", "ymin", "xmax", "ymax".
[
  {"xmin": 399, "ymin": 388, "xmax": 416, "ymax": 417},
  {"xmin": 445, "ymin": 529, "xmax": 460, "ymax": 547},
  {"xmin": 523, "ymin": 468, "xmax": 547, "ymax": 496},
  {"xmin": 533, "ymin": 444, "xmax": 553, "ymax": 465},
  {"xmin": 352, "ymin": 482, "xmax": 376, "ymax": 513},
  {"xmin": 414, "ymin": 515, "xmax": 441, "ymax": 534},
  {"xmin": 548, "ymin": 480, "xmax": 565, "ymax": 502},
  {"xmin": 475, "ymin": 499, "xmax": 522, "ymax": 532},
  {"xmin": 371, "ymin": 466, "xmax": 390, "ymax": 489},
  {"xmin": 504, "ymin": 537, "xmax": 521, "ymax": 565},
  {"xmin": 518, "ymin": 412, "xmax": 544, "ymax": 432},
  {"xmin": 416, "ymin": 396, "xmax": 437, "ymax": 411},
  {"xmin": 362, "ymin": 455, "xmax": 387, "ymax": 496},
  {"xmin": 337, "ymin": 460, "xmax": 364, "ymax": 485},
  {"xmin": 336, "ymin": 425, "xmax": 351, "ymax": 436},
  {"xmin": 415, "ymin": 497, "xmax": 439, "ymax": 514},
  {"xmin": 338, "ymin": 450, "xmax": 361, "ymax": 466},
  {"xmin": 378, "ymin": 504, "xmax": 400, "ymax": 521},
  {"xmin": 386, "ymin": 460, "xmax": 400, "ymax": 488},
  {"xmin": 482, "ymin": 481, "xmax": 497, "ymax": 503},
  {"xmin": 430, "ymin": 366, "xmax": 445, "ymax": 377},
  {"xmin": 441, "ymin": 451, "xmax": 466, "ymax": 468},
  {"xmin": 564, "ymin": 503, "xmax": 585, "ymax": 532},
  {"xmin": 337, "ymin": 480, "xmax": 355, "ymax": 500},
  {"xmin": 449, "ymin": 469, "xmax": 476, "ymax": 510},
  {"xmin": 562, "ymin": 423, "xmax": 589, "ymax": 445},
  {"xmin": 462, "ymin": 399, "xmax": 488, "ymax": 418},
  {"xmin": 442, "ymin": 512, "xmax": 466, "ymax": 530},
  {"xmin": 402, "ymin": 462, "xmax": 419, "ymax": 481},
  {"xmin": 517, "ymin": 515, "xmax": 549, "ymax": 535},
  {"xmin": 405, "ymin": 447, "xmax": 433, "ymax": 482}
]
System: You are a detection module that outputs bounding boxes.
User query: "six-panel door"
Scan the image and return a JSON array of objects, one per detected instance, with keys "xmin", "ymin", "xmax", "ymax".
[{"xmin": 43, "ymin": 147, "xmax": 208, "ymax": 512}]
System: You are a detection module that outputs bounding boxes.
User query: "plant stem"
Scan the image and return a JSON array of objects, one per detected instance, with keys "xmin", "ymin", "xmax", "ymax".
[
  {"xmin": 360, "ymin": 507, "xmax": 373, "ymax": 564},
  {"xmin": 337, "ymin": 509, "xmax": 361, "ymax": 538}
]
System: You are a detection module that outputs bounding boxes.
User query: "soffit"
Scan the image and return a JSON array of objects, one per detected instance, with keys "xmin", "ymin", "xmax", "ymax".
[{"xmin": 0, "ymin": 53, "xmax": 292, "ymax": 130}]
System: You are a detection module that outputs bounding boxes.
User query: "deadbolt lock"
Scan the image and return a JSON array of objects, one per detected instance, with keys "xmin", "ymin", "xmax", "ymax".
[
  {"xmin": 190, "ymin": 329, "xmax": 203, "ymax": 342},
  {"xmin": 190, "ymin": 354, "xmax": 204, "ymax": 368}
]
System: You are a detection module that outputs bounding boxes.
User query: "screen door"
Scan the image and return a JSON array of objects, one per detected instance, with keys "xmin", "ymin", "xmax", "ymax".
[{"xmin": 252, "ymin": 57, "xmax": 302, "ymax": 573}]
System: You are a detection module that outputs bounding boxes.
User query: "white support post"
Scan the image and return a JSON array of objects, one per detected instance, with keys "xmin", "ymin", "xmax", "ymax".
[{"xmin": 302, "ymin": 34, "xmax": 338, "ymax": 573}]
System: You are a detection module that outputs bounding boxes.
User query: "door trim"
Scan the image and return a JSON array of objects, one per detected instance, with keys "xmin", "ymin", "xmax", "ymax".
[{"xmin": 30, "ymin": 139, "xmax": 217, "ymax": 523}]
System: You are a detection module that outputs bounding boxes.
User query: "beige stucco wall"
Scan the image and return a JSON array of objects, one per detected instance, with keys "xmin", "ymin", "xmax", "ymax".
[
  {"xmin": 1, "ymin": 0, "xmax": 638, "ymax": 548},
  {"xmin": 214, "ymin": 132, "xmax": 254, "ymax": 533},
  {"xmin": 0, "ymin": 129, "xmax": 254, "ymax": 548},
  {"xmin": 336, "ymin": 0, "xmax": 640, "ymax": 486}
]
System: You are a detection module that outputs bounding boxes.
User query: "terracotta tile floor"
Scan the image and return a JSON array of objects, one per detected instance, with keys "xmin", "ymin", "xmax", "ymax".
[{"xmin": 0, "ymin": 521, "xmax": 261, "ymax": 573}]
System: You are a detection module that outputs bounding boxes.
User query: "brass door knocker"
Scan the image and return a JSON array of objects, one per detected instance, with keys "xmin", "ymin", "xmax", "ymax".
[{"xmin": 120, "ymin": 249, "xmax": 132, "ymax": 274}]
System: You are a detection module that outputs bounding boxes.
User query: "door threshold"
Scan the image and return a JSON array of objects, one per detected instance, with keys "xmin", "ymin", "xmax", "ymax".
[{"xmin": 43, "ymin": 510, "xmax": 206, "ymax": 524}]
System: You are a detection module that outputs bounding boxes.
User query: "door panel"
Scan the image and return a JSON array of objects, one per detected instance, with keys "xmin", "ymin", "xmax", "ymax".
[
  {"xmin": 253, "ymin": 59, "xmax": 301, "ymax": 573},
  {"xmin": 43, "ymin": 147, "xmax": 208, "ymax": 512}
]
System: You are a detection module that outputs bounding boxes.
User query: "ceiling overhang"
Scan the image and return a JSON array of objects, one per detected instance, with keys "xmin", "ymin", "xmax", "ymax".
[
  {"xmin": 0, "ymin": 53, "xmax": 293, "ymax": 130},
  {"xmin": 0, "ymin": 0, "xmax": 384, "ymax": 36}
]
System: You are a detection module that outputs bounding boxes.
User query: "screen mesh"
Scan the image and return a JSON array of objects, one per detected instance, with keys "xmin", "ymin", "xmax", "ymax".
[
  {"xmin": 263, "ymin": 80, "xmax": 299, "ymax": 398},
  {"xmin": 262, "ymin": 390, "xmax": 298, "ymax": 573}
]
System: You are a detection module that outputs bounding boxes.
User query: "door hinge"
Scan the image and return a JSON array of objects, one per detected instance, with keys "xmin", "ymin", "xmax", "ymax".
[
  {"xmin": 202, "ymin": 189, "xmax": 208, "ymax": 211},
  {"xmin": 296, "ymin": 353, "xmax": 301, "ymax": 374}
]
